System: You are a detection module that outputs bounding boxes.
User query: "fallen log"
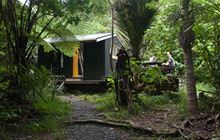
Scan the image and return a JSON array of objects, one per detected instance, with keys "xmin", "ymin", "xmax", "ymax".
[
  {"xmin": 65, "ymin": 119, "xmax": 155, "ymax": 134},
  {"xmin": 64, "ymin": 119, "xmax": 179, "ymax": 137}
]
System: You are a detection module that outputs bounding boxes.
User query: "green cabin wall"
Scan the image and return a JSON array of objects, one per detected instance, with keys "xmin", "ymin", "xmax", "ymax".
[{"xmin": 83, "ymin": 41, "xmax": 105, "ymax": 80}]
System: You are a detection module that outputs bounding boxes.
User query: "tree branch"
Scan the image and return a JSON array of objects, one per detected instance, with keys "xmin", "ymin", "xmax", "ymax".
[
  {"xmin": 172, "ymin": 123, "xmax": 208, "ymax": 140},
  {"xmin": 25, "ymin": 0, "xmax": 33, "ymax": 31},
  {"xmin": 27, "ymin": 5, "xmax": 40, "ymax": 34},
  {"xmin": 20, "ymin": 0, "xmax": 28, "ymax": 40},
  {"xmin": 0, "ymin": 5, "xmax": 16, "ymax": 56},
  {"xmin": 26, "ymin": 16, "xmax": 56, "ymax": 60}
]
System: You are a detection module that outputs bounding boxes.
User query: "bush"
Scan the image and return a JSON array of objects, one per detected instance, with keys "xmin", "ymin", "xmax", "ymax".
[
  {"xmin": 0, "ymin": 65, "xmax": 52, "ymax": 122},
  {"xmin": 30, "ymin": 91, "xmax": 71, "ymax": 132},
  {"xmin": 197, "ymin": 83, "xmax": 220, "ymax": 112},
  {"xmin": 0, "ymin": 65, "xmax": 71, "ymax": 138}
]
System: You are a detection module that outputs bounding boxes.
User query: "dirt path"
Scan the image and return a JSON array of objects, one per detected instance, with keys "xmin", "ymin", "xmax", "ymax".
[
  {"xmin": 60, "ymin": 95, "xmax": 150, "ymax": 140},
  {"xmin": 60, "ymin": 95, "xmax": 102, "ymax": 120}
]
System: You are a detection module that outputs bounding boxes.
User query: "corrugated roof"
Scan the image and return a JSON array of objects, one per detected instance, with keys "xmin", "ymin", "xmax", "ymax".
[{"xmin": 44, "ymin": 33, "xmax": 117, "ymax": 43}]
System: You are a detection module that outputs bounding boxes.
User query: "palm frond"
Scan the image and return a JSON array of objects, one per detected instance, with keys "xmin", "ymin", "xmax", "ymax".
[{"xmin": 114, "ymin": 0, "xmax": 156, "ymax": 59}]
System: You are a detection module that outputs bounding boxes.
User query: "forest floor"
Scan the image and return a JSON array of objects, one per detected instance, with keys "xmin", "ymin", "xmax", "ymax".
[
  {"xmin": 59, "ymin": 95, "xmax": 182, "ymax": 140},
  {"xmin": 60, "ymin": 95, "xmax": 151, "ymax": 140},
  {"xmin": 6, "ymin": 94, "xmax": 220, "ymax": 139},
  {"xmin": 60, "ymin": 94, "xmax": 220, "ymax": 140}
]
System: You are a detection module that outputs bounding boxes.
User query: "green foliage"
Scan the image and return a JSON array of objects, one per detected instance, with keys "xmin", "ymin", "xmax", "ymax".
[
  {"xmin": 106, "ymin": 76, "xmax": 115, "ymax": 92},
  {"xmin": 144, "ymin": 0, "xmax": 180, "ymax": 51},
  {"xmin": 144, "ymin": 66, "xmax": 167, "ymax": 83},
  {"xmin": 142, "ymin": 0, "xmax": 220, "ymax": 115},
  {"xmin": 197, "ymin": 83, "xmax": 220, "ymax": 112},
  {"xmin": 191, "ymin": 0, "xmax": 220, "ymax": 98},
  {"xmin": 139, "ymin": 92, "xmax": 181, "ymax": 109},
  {"xmin": 54, "ymin": 41, "xmax": 80, "ymax": 57},
  {"xmin": 81, "ymin": 91, "xmax": 183, "ymax": 120},
  {"xmin": 70, "ymin": 14, "xmax": 110, "ymax": 35},
  {"xmin": 11, "ymin": 65, "xmax": 53, "ymax": 101},
  {"xmin": 198, "ymin": 97, "xmax": 220, "ymax": 113},
  {"xmin": 130, "ymin": 58, "xmax": 144, "ymax": 78},
  {"xmin": 144, "ymin": 0, "xmax": 183, "ymax": 75},
  {"xmin": 144, "ymin": 67, "xmax": 165, "ymax": 92},
  {"xmin": 81, "ymin": 93, "xmax": 116, "ymax": 111},
  {"xmin": 115, "ymin": 0, "xmax": 157, "ymax": 59},
  {"xmin": 30, "ymin": 94, "xmax": 71, "ymax": 133},
  {"xmin": 130, "ymin": 58, "xmax": 167, "ymax": 93},
  {"xmin": 80, "ymin": 93, "xmax": 129, "ymax": 119},
  {"xmin": 0, "ymin": 82, "xmax": 71, "ymax": 139},
  {"xmin": 145, "ymin": 0, "xmax": 220, "ymax": 83},
  {"xmin": 0, "ymin": 104, "xmax": 21, "ymax": 123},
  {"xmin": 176, "ymin": 88, "xmax": 188, "ymax": 117},
  {"xmin": 0, "ymin": 0, "xmax": 100, "ymax": 106},
  {"xmin": 0, "ymin": 65, "xmax": 52, "ymax": 123}
]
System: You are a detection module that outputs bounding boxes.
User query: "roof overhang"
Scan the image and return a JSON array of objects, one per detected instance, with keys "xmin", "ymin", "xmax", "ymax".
[{"xmin": 44, "ymin": 33, "xmax": 118, "ymax": 43}]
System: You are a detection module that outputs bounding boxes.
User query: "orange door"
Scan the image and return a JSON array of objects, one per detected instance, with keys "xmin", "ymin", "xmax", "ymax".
[{"xmin": 73, "ymin": 48, "xmax": 79, "ymax": 78}]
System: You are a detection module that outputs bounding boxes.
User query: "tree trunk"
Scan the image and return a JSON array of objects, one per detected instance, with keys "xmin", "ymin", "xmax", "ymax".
[
  {"xmin": 115, "ymin": 76, "xmax": 132, "ymax": 106},
  {"xmin": 132, "ymin": 47, "xmax": 140, "ymax": 60},
  {"xmin": 179, "ymin": 0, "xmax": 199, "ymax": 115},
  {"xmin": 115, "ymin": 50, "xmax": 133, "ymax": 106},
  {"xmin": 183, "ymin": 47, "xmax": 199, "ymax": 115}
]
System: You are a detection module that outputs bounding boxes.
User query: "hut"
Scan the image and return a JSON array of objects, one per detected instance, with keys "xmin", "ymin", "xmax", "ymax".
[{"xmin": 38, "ymin": 33, "xmax": 123, "ymax": 89}]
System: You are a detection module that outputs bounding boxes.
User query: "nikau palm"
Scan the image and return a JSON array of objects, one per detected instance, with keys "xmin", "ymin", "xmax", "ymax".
[{"xmin": 114, "ymin": 0, "xmax": 156, "ymax": 59}]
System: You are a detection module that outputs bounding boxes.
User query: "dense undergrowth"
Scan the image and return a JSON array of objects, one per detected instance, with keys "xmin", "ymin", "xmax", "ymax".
[
  {"xmin": 79, "ymin": 83, "xmax": 219, "ymax": 121},
  {"xmin": 0, "ymin": 88, "xmax": 70, "ymax": 140},
  {"xmin": 79, "ymin": 88, "xmax": 188, "ymax": 120},
  {"xmin": 0, "ymin": 66, "xmax": 71, "ymax": 140},
  {"xmin": 196, "ymin": 83, "xmax": 220, "ymax": 113}
]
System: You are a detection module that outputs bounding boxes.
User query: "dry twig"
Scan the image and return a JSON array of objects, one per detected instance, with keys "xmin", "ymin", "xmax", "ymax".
[
  {"xmin": 172, "ymin": 122, "xmax": 209, "ymax": 140},
  {"xmin": 173, "ymin": 123, "xmax": 189, "ymax": 140}
]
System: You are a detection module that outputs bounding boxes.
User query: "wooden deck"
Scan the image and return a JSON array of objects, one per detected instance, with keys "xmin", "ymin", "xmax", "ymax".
[
  {"xmin": 64, "ymin": 78, "xmax": 106, "ymax": 85},
  {"xmin": 64, "ymin": 78, "xmax": 107, "ymax": 92}
]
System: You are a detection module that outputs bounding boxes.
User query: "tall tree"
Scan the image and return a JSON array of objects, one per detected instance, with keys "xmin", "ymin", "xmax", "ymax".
[
  {"xmin": 115, "ymin": 0, "xmax": 156, "ymax": 59},
  {"xmin": 179, "ymin": 0, "xmax": 199, "ymax": 115}
]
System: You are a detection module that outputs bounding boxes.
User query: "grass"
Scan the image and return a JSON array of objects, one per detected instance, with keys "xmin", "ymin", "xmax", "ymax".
[
  {"xmin": 176, "ymin": 88, "xmax": 188, "ymax": 118},
  {"xmin": 31, "ymin": 96, "xmax": 71, "ymax": 133},
  {"xmin": 79, "ymin": 90, "xmax": 187, "ymax": 120},
  {"xmin": 79, "ymin": 93, "xmax": 128, "ymax": 119},
  {"xmin": 26, "ymin": 88, "xmax": 71, "ymax": 139},
  {"xmin": 0, "ymin": 88, "xmax": 71, "ymax": 139}
]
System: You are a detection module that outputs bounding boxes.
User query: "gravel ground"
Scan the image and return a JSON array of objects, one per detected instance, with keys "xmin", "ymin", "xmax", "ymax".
[
  {"xmin": 66, "ymin": 124, "xmax": 132, "ymax": 140},
  {"xmin": 60, "ymin": 95, "xmax": 150, "ymax": 140},
  {"xmin": 59, "ymin": 95, "xmax": 102, "ymax": 120}
]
